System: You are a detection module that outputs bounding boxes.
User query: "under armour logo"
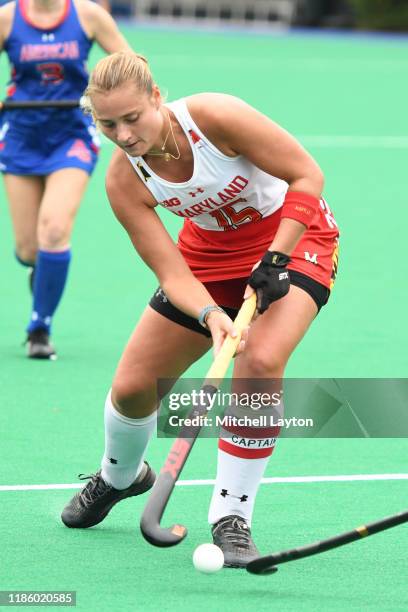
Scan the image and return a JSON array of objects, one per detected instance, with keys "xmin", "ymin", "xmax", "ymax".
[
  {"xmin": 155, "ymin": 288, "xmax": 168, "ymax": 303},
  {"xmin": 109, "ymin": 458, "xmax": 118, "ymax": 464},
  {"xmin": 189, "ymin": 187, "xmax": 204, "ymax": 197},
  {"xmin": 42, "ymin": 33, "xmax": 55, "ymax": 42},
  {"xmin": 221, "ymin": 489, "xmax": 248, "ymax": 502}
]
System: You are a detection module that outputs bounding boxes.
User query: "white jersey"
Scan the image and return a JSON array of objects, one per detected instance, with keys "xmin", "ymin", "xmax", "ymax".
[{"xmin": 126, "ymin": 98, "xmax": 289, "ymax": 231}]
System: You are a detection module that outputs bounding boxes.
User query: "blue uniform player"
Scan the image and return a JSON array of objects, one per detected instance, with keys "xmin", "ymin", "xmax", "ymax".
[{"xmin": 0, "ymin": 0, "xmax": 130, "ymax": 358}]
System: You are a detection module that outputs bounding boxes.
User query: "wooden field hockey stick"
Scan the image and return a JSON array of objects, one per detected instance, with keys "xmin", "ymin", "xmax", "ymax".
[
  {"xmin": 0, "ymin": 99, "xmax": 80, "ymax": 110},
  {"xmin": 246, "ymin": 508, "xmax": 408, "ymax": 575},
  {"xmin": 140, "ymin": 293, "xmax": 257, "ymax": 547}
]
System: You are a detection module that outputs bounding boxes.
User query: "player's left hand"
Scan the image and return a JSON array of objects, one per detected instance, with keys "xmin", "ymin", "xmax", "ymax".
[
  {"xmin": 205, "ymin": 310, "xmax": 249, "ymax": 357},
  {"xmin": 244, "ymin": 251, "xmax": 291, "ymax": 314}
]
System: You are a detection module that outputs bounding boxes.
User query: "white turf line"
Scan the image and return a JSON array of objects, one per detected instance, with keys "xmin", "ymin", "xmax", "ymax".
[
  {"xmin": 299, "ymin": 135, "xmax": 408, "ymax": 148},
  {"xmin": 1, "ymin": 474, "xmax": 408, "ymax": 492}
]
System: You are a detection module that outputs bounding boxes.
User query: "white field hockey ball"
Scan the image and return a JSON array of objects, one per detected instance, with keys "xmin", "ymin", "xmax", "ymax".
[{"xmin": 193, "ymin": 543, "xmax": 224, "ymax": 573}]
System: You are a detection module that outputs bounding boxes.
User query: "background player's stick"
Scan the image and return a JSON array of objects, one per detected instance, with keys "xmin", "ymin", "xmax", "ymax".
[
  {"xmin": 140, "ymin": 293, "xmax": 257, "ymax": 548},
  {"xmin": 246, "ymin": 508, "xmax": 408, "ymax": 575},
  {"xmin": 0, "ymin": 99, "xmax": 80, "ymax": 109}
]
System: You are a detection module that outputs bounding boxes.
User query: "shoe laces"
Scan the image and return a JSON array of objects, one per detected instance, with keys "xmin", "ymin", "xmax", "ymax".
[
  {"xmin": 77, "ymin": 472, "xmax": 111, "ymax": 507},
  {"xmin": 215, "ymin": 516, "xmax": 252, "ymax": 548}
]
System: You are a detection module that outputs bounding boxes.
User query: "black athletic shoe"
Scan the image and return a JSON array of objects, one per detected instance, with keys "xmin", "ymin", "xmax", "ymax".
[
  {"xmin": 26, "ymin": 329, "xmax": 56, "ymax": 360},
  {"xmin": 212, "ymin": 515, "xmax": 260, "ymax": 568},
  {"xmin": 61, "ymin": 462, "xmax": 156, "ymax": 528}
]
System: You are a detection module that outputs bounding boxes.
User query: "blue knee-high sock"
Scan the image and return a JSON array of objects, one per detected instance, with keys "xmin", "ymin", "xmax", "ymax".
[{"xmin": 27, "ymin": 249, "xmax": 72, "ymax": 334}]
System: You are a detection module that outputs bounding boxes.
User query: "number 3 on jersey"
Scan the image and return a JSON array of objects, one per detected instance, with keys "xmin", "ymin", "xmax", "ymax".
[
  {"xmin": 210, "ymin": 200, "xmax": 262, "ymax": 230},
  {"xmin": 36, "ymin": 62, "xmax": 65, "ymax": 85}
]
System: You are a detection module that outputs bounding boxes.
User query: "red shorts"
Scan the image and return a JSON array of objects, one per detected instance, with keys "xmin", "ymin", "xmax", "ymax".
[{"xmin": 177, "ymin": 199, "xmax": 339, "ymax": 305}]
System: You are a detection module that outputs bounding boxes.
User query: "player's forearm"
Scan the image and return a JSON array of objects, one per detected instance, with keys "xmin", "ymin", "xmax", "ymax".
[
  {"xmin": 269, "ymin": 183, "xmax": 323, "ymax": 255},
  {"xmin": 161, "ymin": 275, "xmax": 217, "ymax": 320},
  {"xmin": 268, "ymin": 217, "xmax": 307, "ymax": 256}
]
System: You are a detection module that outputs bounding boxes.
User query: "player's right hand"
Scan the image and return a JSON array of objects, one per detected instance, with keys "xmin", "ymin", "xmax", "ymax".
[{"xmin": 205, "ymin": 310, "xmax": 248, "ymax": 357}]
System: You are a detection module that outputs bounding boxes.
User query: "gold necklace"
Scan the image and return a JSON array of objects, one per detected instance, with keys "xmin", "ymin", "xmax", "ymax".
[{"xmin": 147, "ymin": 110, "xmax": 181, "ymax": 162}]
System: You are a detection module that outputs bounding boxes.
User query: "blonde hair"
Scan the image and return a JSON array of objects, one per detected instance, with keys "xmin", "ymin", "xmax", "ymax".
[{"xmin": 82, "ymin": 51, "xmax": 155, "ymax": 116}]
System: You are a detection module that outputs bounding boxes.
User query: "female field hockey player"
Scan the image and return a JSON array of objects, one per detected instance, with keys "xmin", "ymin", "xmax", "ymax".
[
  {"xmin": 0, "ymin": 0, "xmax": 131, "ymax": 359},
  {"xmin": 61, "ymin": 51, "xmax": 339, "ymax": 567}
]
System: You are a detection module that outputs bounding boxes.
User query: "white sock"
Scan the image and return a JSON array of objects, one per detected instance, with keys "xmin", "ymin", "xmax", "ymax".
[
  {"xmin": 208, "ymin": 450, "xmax": 272, "ymax": 527},
  {"xmin": 101, "ymin": 390, "xmax": 157, "ymax": 490},
  {"xmin": 208, "ymin": 405, "xmax": 280, "ymax": 527}
]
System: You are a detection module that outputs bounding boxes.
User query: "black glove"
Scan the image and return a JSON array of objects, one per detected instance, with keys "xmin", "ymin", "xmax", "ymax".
[{"xmin": 248, "ymin": 251, "xmax": 291, "ymax": 314}]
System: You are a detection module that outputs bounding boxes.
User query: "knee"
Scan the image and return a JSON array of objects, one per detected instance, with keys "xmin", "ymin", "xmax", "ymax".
[
  {"xmin": 15, "ymin": 244, "xmax": 37, "ymax": 266},
  {"xmin": 242, "ymin": 344, "xmax": 287, "ymax": 379},
  {"xmin": 111, "ymin": 374, "xmax": 157, "ymax": 418},
  {"xmin": 37, "ymin": 216, "xmax": 69, "ymax": 249}
]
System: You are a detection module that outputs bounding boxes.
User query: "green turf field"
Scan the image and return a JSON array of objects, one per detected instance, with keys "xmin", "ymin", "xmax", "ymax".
[{"xmin": 0, "ymin": 25, "xmax": 407, "ymax": 611}]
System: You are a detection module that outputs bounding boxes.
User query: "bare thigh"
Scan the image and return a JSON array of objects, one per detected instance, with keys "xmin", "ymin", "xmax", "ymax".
[
  {"xmin": 112, "ymin": 306, "xmax": 212, "ymax": 418},
  {"xmin": 38, "ymin": 168, "xmax": 89, "ymax": 250},
  {"xmin": 3, "ymin": 174, "xmax": 44, "ymax": 263},
  {"xmin": 233, "ymin": 285, "xmax": 319, "ymax": 382}
]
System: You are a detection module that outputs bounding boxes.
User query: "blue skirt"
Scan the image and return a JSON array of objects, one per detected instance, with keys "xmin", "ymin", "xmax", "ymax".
[{"xmin": 0, "ymin": 113, "xmax": 100, "ymax": 176}]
